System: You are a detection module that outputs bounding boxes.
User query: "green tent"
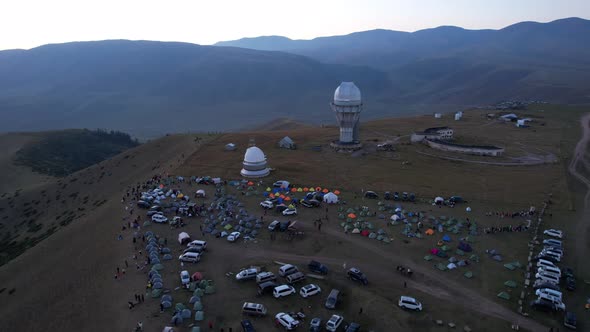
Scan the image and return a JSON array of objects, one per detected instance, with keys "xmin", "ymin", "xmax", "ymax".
[
  {"xmin": 440, "ymin": 245, "xmax": 450, "ymax": 251},
  {"xmin": 504, "ymin": 263, "xmax": 516, "ymax": 271},
  {"xmin": 497, "ymin": 292, "xmax": 511, "ymax": 300},
  {"xmin": 424, "ymin": 255, "xmax": 433, "ymax": 261},
  {"xmin": 205, "ymin": 285, "xmax": 215, "ymax": 294},
  {"xmin": 151, "ymin": 289, "xmax": 162, "ymax": 298},
  {"xmin": 193, "ymin": 288, "xmax": 204, "ymax": 296},
  {"xmin": 435, "ymin": 263, "xmax": 447, "ymax": 271},
  {"xmin": 469, "ymin": 254, "xmax": 479, "ymax": 262},
  {"xmin": 504, "ymin": 280, "xmax": 517, "ymax": 288},
  {"xmin": 175, "ymin": 303, "xmax": 186, "ymax": 311},
  {"xmin": 193, "ymin": 301, "xmax": 203, "ymax": 311},
  {"xmin": 224, "ymin": 224, "xmax": 233, "ymax": 230},
  {"xmin": 511, "ymin": 261, "xmax": 522, "ymax": 268},
  {"xmin": 143, "ymin": 221, "xmax": 152, "ymax": 227},
  {"xmin": 194, "ymin": 311, "xmax": 204, "ymax": 321},
  {"xmin": 463, "ymin": 271, "xmax": 474, "ymax": 279},
  {"xmin": 346, "ymin": 208, "xmax": 356, "ymax": 213},
  {"xmin": 455, "ymin": 249, "xmax": 465, "ymax": 256}
]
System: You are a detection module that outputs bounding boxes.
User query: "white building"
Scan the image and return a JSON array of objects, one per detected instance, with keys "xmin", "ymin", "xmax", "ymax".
[
  {"xmin": 331, "ymin": 82, "xmax": 362, "ymax": 144},
  {"xmin": 240, "ymin": 146, "xmax": 270, "ymax": 178},
  {"xmin": 411, "ymin": 127, "xmax": 454, "ymax": 143}
]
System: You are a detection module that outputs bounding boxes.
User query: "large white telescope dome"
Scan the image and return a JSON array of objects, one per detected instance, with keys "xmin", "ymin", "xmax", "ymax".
[{"xmin": 333, "ymin": 82, "xmax": 362, "ymax": 106}]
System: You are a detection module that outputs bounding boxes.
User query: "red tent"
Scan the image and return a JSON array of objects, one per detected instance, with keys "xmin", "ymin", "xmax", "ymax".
[
  {"xmin": 192, "ymin": 272, "xmax": 203, "ymax": 281},
  {"xmin": 360, "ymin": 230, "xmax": 370, "ymax": 237}
]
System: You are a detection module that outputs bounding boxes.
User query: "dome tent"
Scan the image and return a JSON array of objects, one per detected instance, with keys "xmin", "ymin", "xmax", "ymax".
[{"xmin": 323, "ymin": 192, "xmax": 339, "ymax": 204}]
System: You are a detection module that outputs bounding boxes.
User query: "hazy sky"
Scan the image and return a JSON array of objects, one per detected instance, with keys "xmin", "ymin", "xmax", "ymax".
[{"xmin": 1, "ymin": 0, "xmax": 588, "ymax": 50}]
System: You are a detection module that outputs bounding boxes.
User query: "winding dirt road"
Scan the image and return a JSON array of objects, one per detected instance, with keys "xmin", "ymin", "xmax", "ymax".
[{"xmin": 567, "ymin": 113, "xmax": 590, "ymax": 276}]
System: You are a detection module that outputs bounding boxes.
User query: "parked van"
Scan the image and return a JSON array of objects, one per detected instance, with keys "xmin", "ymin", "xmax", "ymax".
[
  {"xmin": 536, "ymin": 272, "xmax": 560, "ymax": 285},
  {"xmin": 187, "ymin": 240, "xmax": 207, "ymax": 251},
  {"xmin": 256, "ymin": 271, "xmax": 277, "ymax": 284},
  {"xmin": 279, "ymin": 264, "xmax": 299, "ymax": 277},
  {"xmin": 325, "ymin": 289, "xmax": 340, "ymax": 309},
  {"xmin": 541, "ymin": 250, "xmax": 562, "ymax": 262},
  {"xmin": 536, "ymin": 288, "xmax": 563, "ymax": 301},
  {"xmin": 537, "ymin": 268, "xmax": 561, "ymax": 280},
  {"xmin": 537, "ymin": 265, "xmax": 561, "ymax": 278},
  {"xmin": 257, "ymin": 281, "xmax": 277, "ymax": 296},
  {"xmin": 538, "ymin": 293, "xmax": 565, "ymax": 311},
  {"xmin": 242, "ymin": 302, "xmax": 267, "ymax": 317},
  {"xmin": 178, "ymin": 252, "xmax": 200, "ymax": 263},
  {"xmin": 286, "ymin": 272, "xmax": 306, "ymax": 284},
  {"xmin": 537, "ymin": 259, "xmax": 557, "ymax": 269},
  {"xmin": 543, "ymin": 239, "xmax": 562, "ymax": 247}
]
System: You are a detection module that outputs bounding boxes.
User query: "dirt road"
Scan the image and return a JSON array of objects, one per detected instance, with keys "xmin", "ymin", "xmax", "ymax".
[{"xmin": 567, "ymin": 113, "xmax": 590, "ymax": 276}]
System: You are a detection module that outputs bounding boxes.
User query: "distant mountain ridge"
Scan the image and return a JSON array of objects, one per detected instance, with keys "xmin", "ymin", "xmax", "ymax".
[{"xmin": 0, "ymin": 18, "xmax": 588, "ymax": 138}]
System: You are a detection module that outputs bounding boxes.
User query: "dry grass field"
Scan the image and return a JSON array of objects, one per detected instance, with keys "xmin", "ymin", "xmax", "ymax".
[{"xmin": 0, "ymin": 104, "xmax": 588, "ymax": 332}]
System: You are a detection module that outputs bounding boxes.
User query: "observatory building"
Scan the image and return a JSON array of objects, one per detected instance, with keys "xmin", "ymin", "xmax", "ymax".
[
  {"xmin": 240, "ymin": 146, "xmax": 270, "ymax": 178},
  {"xmin": 330, "ymin": 82, "xmax": 363, "ymax": 150}
]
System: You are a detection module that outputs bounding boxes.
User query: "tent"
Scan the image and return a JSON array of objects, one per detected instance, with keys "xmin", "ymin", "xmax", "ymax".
[
  {"xmin": 196, "ymin": 189, "xmax": 206, "ymax": 197},
  {"xmin": 278, "ymin": 136, "xmax": 296, "ymax": 149},
  {"xmin": 323, "ymin": 192, "xmax": 339, "ymax": 204},
  {"xmin": 390, "ymin": 215, "xmax": 400, "ymax": 221},
  {"xmin": 425, "ymin": 229, "xmax": 434, "ymax": 235},
  {"xmin": 347, "ymin": 213, "xmax": 357, "ymax": 219},
  {"xmin": 178, "ymin": 232, "xmax": 191, "ymax": 245},
  {"xmin": 225, "ymin": 143, "xmax": 236, "ymax": 151},
  {"xmin": 192, "ymin": 272, "xmax": 203, "ymax": 281},
  {"xmin": 360, "ymin": 230, "xmax": 370, "ymax": 237},
  {"xmin": 458, "ymin": 242, "xmax": 473, "ymax": 252},
  {"xmin": 442, "ymin": 234, "xmax": 451, "ymax": 242},
  {"xmin": 434, "ymin": 197, "xmax": 444, "ymax": 204}
]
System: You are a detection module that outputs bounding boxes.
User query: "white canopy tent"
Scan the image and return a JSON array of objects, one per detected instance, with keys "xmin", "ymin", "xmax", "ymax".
[
  {"xmin": 323, "ymin": 192, "xmax": 339, "ymax": 204},
  {"xmin": 178, "ymin": 232, "xmax": 191, "ymax": 245}
]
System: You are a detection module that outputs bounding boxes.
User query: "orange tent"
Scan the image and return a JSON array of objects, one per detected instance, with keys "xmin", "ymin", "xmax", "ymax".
[
  {"xmin": 322, "ymin": 188, "xmax": 329, "ymax": 193},
  {"xmin": 425, "ymin": 229, "xmax": 434, "ymax": 235},
  {"xmin": 303, "ymin": 187, "xmax": 309, "ymax": 192},
  {"xmin": 334, "ymin": 190, "xmax": 341, "ymax": 195},
  {"xmin": 291, "ymin": 188, "xmax": 297, "ymax": 193},
  {"xmin": 284, "ymin": 196, "xmax": 292, "ymax": 201},
  {"xmin": 279, "ymin": 194, "xmax": 285, "ymax": 199},
  {"xmin": 159, "ymin": 184, "xmax": 164, "ymax": 189},
  {"xmin": 347, "ymin": 213, "xmax": 357, "ymax": 218},
  {"xmin": 247, "ymin": 181, "xmax": 254, "ymax": 186},
  {"xmin": 315, "ymin": 187, "xmax": 322, "ymax": 192},
  {"xmin": 269, "ymin": 194, "xmax": 275, "ymax": 199}
]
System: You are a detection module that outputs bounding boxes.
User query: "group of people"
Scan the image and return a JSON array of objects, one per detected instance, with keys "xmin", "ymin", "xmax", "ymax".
[{"xmin": 483, "ymin": 224, "xmax": 528, "ymax": 234}]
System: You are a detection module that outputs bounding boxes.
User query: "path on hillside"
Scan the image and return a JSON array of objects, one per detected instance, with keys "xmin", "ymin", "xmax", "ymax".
[{"xmin": 567, "ymin": 113, "xmax": 590, "ymax": 276}]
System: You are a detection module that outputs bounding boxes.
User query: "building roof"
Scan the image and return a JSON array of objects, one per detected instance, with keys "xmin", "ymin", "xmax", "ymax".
[
  {"xmin": 280, "ymin": 136, "xmax": 294, "ymax": 144},
  {"xmin": 427, "ymin": 139, "xmax": 502, "ymax": 150},
  {"xmin": 424, "ymin": 126, "xmax": 451, "ymax": 133},
  {"xmin": 244, "ymin": 146, "xmax": 266, "ymax": 163},
  {"xmin": 333, "ymin": 82, "xmax": 361, "ymax": 106}
]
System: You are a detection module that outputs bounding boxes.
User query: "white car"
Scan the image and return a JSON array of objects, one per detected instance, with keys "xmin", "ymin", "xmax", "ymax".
[
  {"xmin": 236, "ymin": 268, "xmax": 258, "ymax": 281},
  {"xmin": 543, "ymin": 229, "xmax": 563, "ymax": 239},
  {"xmin": 227, "ymin": 231, "xmax": 241, "ymax": 242},
  {"xmin": 273, "ymin": 285, "xmax": 296, "ymax": 298},
  {"xmin": 398, "ymin": 296, "xmax": 423, "ymax": 311},
  {"xmin": 275, "ymin": 312, "xmax": 300, "ymax": 330},
  {"xmin": 260, "ymin": 200, "xmax": 274, "ymax": 209},
  {"xmin": 151, "ymin": 214, "xmax": 168, "ymax": 223},
  {"xmin": 536, "ymin": 288, "xmax": 563, "ymax": 301},
  {"xmin": 268, "ymin": 220, "xmax": 280, "ymax": 231},
  {"xmin": 282, "ymin": 208, "xmax": 297, "ymax": 216},
  {"xmin": 180, "ymin": 270, "xmax": 190, "ymax": 285},
  {"xmin": 299, "ymin": 284, "xmax": 321, "ymax": 298},
  {"xmin": 325, "ymin": 314, "xmax": 344, "ymax": 332}
]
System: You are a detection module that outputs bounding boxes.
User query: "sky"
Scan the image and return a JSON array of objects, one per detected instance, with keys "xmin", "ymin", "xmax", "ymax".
[{"xmin": 1, "ymin": 0, "xmax": 589, "ymax": 50}]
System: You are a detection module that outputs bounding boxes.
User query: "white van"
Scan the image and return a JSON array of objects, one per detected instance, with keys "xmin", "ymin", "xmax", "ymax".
[
  {"xmin": 536, "ymin": 288, "xmax": 562, "ymax": 301},
  {"xmin": 535, "ymin": 272, "xmax": 560, "ymax": 285},
  {"xmin": 540, "ymin": 250, "xmax": 561, "ymax": 262},
  {"xmin": 279, "ymin": 264, "xmax": 299, "ymax": 277},
  {"xmin": 536, "ymin": 259, "xmax": 557, "ymax": 269},
  {"xmin": 178, "ymin": 252, "xmax": 201, "ymax": 263},
  {"xmin": 538, "ymin": 293, "xmax": 565, "ymax": 311},
  {"xmin": 256, "ymin": 272, "xmax": 277, "ymax": 284},
  {"xmin": 537, "ymin": 265, "xmax": 561, "ymax": 278},
  {"xmin": 241, "ymin": 302, "xmax": 267, "ymax": 317},
  {"xmin": 187, "ymin": 240, "xmax": 207, "ymax": 251}
]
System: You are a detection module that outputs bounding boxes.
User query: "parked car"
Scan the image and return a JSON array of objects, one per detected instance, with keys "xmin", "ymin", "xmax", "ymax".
[
  {"xmin": 180, "ymin": 270, "xmax": 190, "ymax": 285},
  {"xmin": 257, "ymin": 281, "xmax": 277, "ymax": 296},
  {"xmin": 299, "ymin": 284, "xmax": 322, "ymax": 298},
  {"xmin": 268, "ymin": 220, "xmax": 280, "ymax": 231},
  {"xmin": 533, "ymin": 280, "xmax": 560, "ymax": 291},
  {"xmin": 325, "ymin": 289, "xmax": 340, "ymax": 309},
  {"xmin": 309, "ymin": 317, "xmax": 322, "ymax": 332},
  {"xmin": 325, "ymin": 315, "xmax": 344, "ymax": 332},
  {"xmin": 393, "ymin": 192, "xmax": 400, "ymax": 200},
  {"xmin": 530, "ymin": 298, "xmax": 559, "ymax": 312},
  {"xmin": 398, "ymin": 296, "xmax": 423, "ymax": 311},
  {"xmin": 147, "ymin": 210, "xmax": 163, "ymax": 217},
  {"xmin": 242, "ymin": 302, "xmax": 267, "ymax": 317},
  {"xmin": 256, "ymin": 271, "xmax": 276, "ymax": 284},
  {"xmin": 543, "ymin": 239, "xmax": 563, "ymax": 247},
  {"xmin": 538, "ymin": 293, "xmax": 566, "ymax": 311},
  {"xmin": 345, "ymin": 322, "xmax": 361, "ymax": 332},
  {"xmin": 535, "ymin": 254, "xmax": 559, "ymax": 264},
  {"xmin": 275, "ymin": 205, "xmax": 289, "ymax": 213},
  {"xmin": 187, "ymin": 240, "xmax": 207, "ymax": 251},
  {"xmin": 151, "ymin": 214, "xmax": 168, "ymax": 223},
  {"xmin": 564, "ymin": 311, "xmax": 577, "ymax": 330},
  {"xmin": 282, "ymin": 208, "xmax": 298, "ymax": 216},
  {"xmin": 227, "ymin": 231, "xmax": 241, "ymax": 242},
  {"xmin": 260, "ymin": 200, "xmax": 274, "ymax": 209},
  {"xmin": 347, "ymin": 268, "xmax": 368, "ymax": 285},
  {"xmin": 241, "ymin": 319, "xmax": 256, "ymax": 332},
  {"xmin": 236, "ymin": 268, "xmax": 258, "ymax": 281},
  {"xmin": 544, "ymin": 229, "xmax": 563, "ymax": 239},
  {"xmin": 384, "ymin": 191, "xmax": 391, "ymax": 200},
  {"xmin": 364, "ymin": 191, "xmax": 378, "ymax": 199},
  {"xmin": 308, "ymin": 260, "xmax": 329, "ymax": 275},
  {"xmin": 301, "ymin": 199, "xmax": 321, "ymax": 208},
  {"xmin": 536, "ymin": 288, "xmax": 563, "ymax": 301},
  {"xmin": 286, "ymin": 272, "xmax": 306, "ymax": 284},
  {"xmin": 409, "ymin": 192, "xmax": 416, "ymax": 202},
  {"xmin": 275, "ymin": 312, "xmax": 300, "ymax": 330},
  {"xmin": 402, "ymin": 192, "xmax": 409, "ymax": 201},
  {"xmin": 137, "ymin": 200, "xmax": 150, "ymax": 208},
  {"xmin": 149, "ymin": 205, "xmax": 162, "ymax": 211},
  {"xmin": 449, "ymin": 196, "xmax": 464, "ymax": 203},
  {"xmin": 178, "ymin": 252, "xmax": 200, "ymax": 263},
  {"xmin": 183, "ymin": 247, "xmax": 202, "ymax": 254},
  {"xmin": 273, "ymin": 285, "xmax": 296, "ymax": 298},
  {"xmin": 279, "ymin": 264, "xmax": 299, "ymax": 277}
]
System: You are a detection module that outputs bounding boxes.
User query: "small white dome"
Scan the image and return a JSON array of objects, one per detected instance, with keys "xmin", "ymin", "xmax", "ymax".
[
  {"xmin": 334, "ymin": 82, "xmax": 361, "ymax": 106},
  {"xmin": 244, "ymin": 146, "xmax": 266, "ymax": 163}
]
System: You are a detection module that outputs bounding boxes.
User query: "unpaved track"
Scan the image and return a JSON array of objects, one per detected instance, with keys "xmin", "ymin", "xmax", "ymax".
[{"xmin": 567, "ymin": 113, "xmax": 590, "ymax": 276}]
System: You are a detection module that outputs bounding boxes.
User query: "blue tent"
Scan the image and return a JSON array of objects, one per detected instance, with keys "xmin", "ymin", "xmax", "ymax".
[{"xmin": 442, "ymin": 234, "xmax": 451, "ymax": 242}]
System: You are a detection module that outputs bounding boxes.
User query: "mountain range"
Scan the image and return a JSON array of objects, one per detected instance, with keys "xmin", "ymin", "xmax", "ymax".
[{"xmin": 0, "ymin": 17, "xmax": 589, "ymax": 138}]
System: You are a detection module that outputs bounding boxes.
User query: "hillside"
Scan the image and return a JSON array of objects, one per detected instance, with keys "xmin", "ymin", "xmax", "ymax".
[
  {"xmin": 217, "ymin": 18, "xmax": 590, "ymax": 105},
  {"xmin": 0, "ymin": 41, "xmax": 390, "ymax": 138}
]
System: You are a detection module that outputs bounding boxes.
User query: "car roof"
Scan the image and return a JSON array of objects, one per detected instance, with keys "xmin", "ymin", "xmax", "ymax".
[{"xmin": 400, "ymin": 296, "xmax": 417, "ymax": 301}]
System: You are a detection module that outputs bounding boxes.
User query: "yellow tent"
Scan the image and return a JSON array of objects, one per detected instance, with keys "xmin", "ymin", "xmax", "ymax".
[
  {"xmin": 297, "ymin": 188, "xmax": 303, "ymax": 192},
  {"xmin": 266, "ymin": 187, "xmax": 272, "ymax": 192},
  {"xmin": 177, "ymin": 194, "xmax": 184, "ymax": 198}
]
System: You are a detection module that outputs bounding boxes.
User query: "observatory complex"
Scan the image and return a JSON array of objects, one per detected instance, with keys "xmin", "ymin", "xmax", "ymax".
[
  {"xmin": 240, "ymin": 146, "xmax": 270, "ymax": 178},
  {"xmin": 330, "ymin": 82, "xmax": 363, "ymax": 151}
]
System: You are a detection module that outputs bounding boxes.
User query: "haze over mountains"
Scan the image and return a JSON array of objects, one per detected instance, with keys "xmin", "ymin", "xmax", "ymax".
[{"xmin": 1, "ymin": 18, "xmax": 589, "ymax": 138}]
